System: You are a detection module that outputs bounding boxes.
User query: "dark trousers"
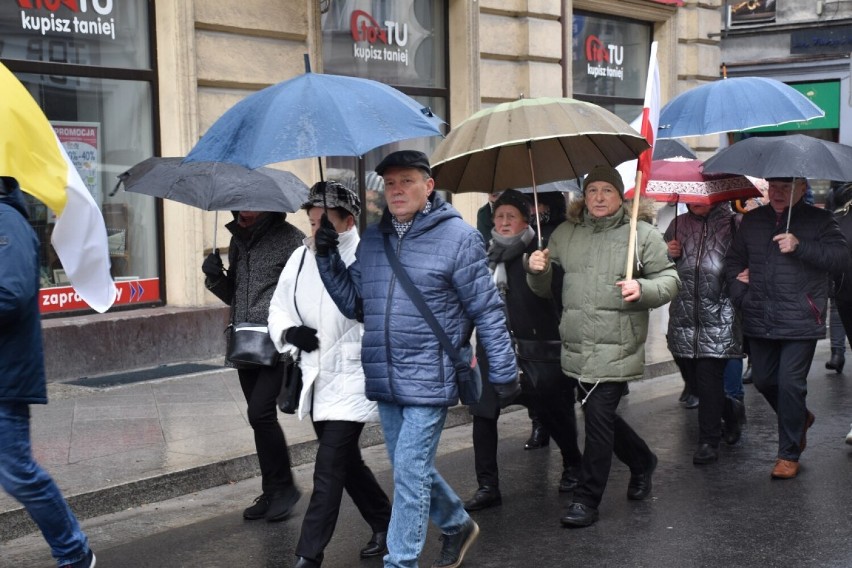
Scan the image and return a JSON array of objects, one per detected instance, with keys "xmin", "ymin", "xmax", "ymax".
[
  {"xmin": 675, "ymin": 357, "xmax": 727, "ymax": 447},
  {"xmin": 238, "ymin": 364, "xmax": 293, "ymax": 494},
  {"xmin": 834, "ymin": 298, "xmax": 852, "ymax": 347},
  {"xmin": 748, "ymin": 338, "xmax": 816, "ymax": 461},
  {"xmin": 573, "ymin": 382, "xmax": 655, "ymax": 509},
  {"xmin": 296, "ymin": 420, "xmax": 392, "ymax": 562},
  {"xmin": 471, "ymin": 359, "xmax": 582, "ymax": 488}
]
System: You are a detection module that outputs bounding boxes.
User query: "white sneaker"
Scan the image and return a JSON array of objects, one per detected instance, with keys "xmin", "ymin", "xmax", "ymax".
[{"xmin": 846, "ymin": 424, "xmax": 852, "ymax": 445}]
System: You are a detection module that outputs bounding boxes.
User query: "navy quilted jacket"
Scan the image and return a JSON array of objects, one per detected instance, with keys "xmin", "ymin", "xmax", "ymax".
[
  {"xmin": 725, "ymin": 202, "xmax": 847, "ymax": 340},
  {"xmin": 317, "ymin": 193, "xmax": 516, "ymax": 406},
  {"xmin": 0, "ymin": 181, "xmax": 46, "ymax": 404}
]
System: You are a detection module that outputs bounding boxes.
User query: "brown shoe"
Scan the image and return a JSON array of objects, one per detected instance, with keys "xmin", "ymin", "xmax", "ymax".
[
  {"xmin": 771, "ymin": 458, "xmax": 800, "ymax": 479},
  {"xmin": 800, "ymin": 411, "xmax": 816, "ymax": 452}
]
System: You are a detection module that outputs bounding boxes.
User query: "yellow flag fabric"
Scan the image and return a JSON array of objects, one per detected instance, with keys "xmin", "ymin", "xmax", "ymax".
[{"xmin": 0, "ymin": 62, "xmax": 116, "ymax": 313}]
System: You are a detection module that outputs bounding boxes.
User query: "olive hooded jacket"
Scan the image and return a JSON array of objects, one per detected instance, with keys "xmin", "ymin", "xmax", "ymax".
[{"xmin": 527, "ymin": 199, "xmax": 680, "ymax": 383}]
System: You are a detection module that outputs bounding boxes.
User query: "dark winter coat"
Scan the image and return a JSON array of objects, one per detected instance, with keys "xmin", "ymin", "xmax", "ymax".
[
  {"xmin": 317, "ymin": 192, "xmax": 516, "ymax": 407},
  {"xmin": 725, "ymin": 201, "xmax": 847, "ymax": 340},
  {"xmin": 205, "ymin": 213, "xmax": 304, "ymax": 366},
  {"xmin": 0, "ymin": 180, "xmax": 46, "ymax": 404},
  {"xmin": 830, "ymin": 204, "xmax": 852, "ymax": 303},
  {"xmin": 664, "ymin": 204, "xmax": 742, "ymax": 359}
]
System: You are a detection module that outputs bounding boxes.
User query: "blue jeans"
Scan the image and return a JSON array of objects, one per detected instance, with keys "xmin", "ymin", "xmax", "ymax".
[
  {"xmin": 378, "ymin": 402, "xmax": 469, "ymax": 568},
  {"xmin": 723, "ymin": 358, "xmax": 745, "ymax": 401},
  {"xmin": 0, "ymin": 403, "xmax": 89, "ymax": 566}
]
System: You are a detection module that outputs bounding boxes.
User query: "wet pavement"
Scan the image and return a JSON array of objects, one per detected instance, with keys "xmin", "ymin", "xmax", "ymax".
[{"xmin": 3, "ymin": 337, "xmax": 852, "ymax": 567}]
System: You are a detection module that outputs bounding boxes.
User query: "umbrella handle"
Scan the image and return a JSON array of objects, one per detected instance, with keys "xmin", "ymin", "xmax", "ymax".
[
  {"xmin": 213, "ymin": 211, "xmax": 218, "ymax": 255},
  {"xmin": 526, "ymin": 142, "xmax": 543, "ymax": 250}
]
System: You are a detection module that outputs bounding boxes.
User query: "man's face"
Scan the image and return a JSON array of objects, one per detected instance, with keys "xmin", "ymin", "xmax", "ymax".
[
  {"xmin": 584, "ymin": 181, "xmax": 622, "ymax": 218},
  {"xmin": 382, "ymin": 166, "xmax": 434, "ymax": 223},
  {"xmin": 493, "ymin": 204, "xmax": 529, "ymax": 237},
  {"xmin": 688, "ymin": 204, "xmax": 712, "ymax": 217},
  {"xmin": 767, "ymin": 180, "xmax": 806, "ymax": 214}
]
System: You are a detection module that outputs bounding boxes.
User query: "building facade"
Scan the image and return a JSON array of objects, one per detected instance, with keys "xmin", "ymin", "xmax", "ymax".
[{"xmin": 0, "ymin": 0, "xmax": 720, "ymax": 379}]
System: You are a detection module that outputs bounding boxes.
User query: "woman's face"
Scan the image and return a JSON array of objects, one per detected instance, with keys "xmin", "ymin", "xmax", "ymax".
[
  {"xmin": 493, "ymin": 204, "xmax": 529, "ymax": 237},
  {"xmin": 308, "ymin": 207, "xmax": 352, "ymax": 237},
  {"xmin": 237, "ymin": 211, "xmax": 264, "ymax": 227},
  {"xmin": 584, "ymin": 182, "xmax": 622, "ymax": 218}
]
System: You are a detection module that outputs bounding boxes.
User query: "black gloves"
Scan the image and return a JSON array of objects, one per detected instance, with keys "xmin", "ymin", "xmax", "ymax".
[
  {"xmin": 202, "ymin": 252, "xmax": 224, "ymax": 280},
  {"xmin": 494, "ymin": 378, "xmax": 522, "ymax": 409},
  {"xmin": 314, "ymin": 214, "xmax": 339, "ymax": 257},
  {"xmin": 285, "ymin": 326, "xmax": 319, "ymax": 352}
]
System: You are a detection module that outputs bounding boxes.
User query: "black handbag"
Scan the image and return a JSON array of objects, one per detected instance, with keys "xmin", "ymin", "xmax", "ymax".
[
  {"xmin": 278, "ymin": 351, "xmax": 303, "ymax": 414},
  {"xmin": 383, "ymin": 234, "xmax": 482, "ymax": 405},
  {"xmin": 277, "ymin": 250, "xmax": 307, "ymax": 414},
  {"xmin": 226, "ymin": 323, "xmax": 279, "ymax": 368}
]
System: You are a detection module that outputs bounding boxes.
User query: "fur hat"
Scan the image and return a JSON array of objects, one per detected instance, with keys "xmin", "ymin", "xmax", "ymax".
[
  {"xmin": 492, "ymin": 189, "xmax": 531, "ymax": 222},
  {"xmin": 583, "ymin": 165, "xmax": 624, "ymax": 197},
  {"xmin": 302, "ymin": 180, "xmax": 361, "ymax": 217}
]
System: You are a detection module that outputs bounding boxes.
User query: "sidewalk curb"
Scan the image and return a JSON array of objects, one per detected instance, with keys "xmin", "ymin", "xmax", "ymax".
[{"xmin": 0, "ymin": 361, "xmax": 676, "ymax": 541}]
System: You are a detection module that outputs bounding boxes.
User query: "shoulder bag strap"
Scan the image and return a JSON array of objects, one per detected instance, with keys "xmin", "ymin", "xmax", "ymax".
[
  {"xmin": 382, "ymin": 233, "xmax": 465, "ymax": 367},
  {"xmin": 292, "ymin": 248, "xmax": 308, "ymax": 322}
]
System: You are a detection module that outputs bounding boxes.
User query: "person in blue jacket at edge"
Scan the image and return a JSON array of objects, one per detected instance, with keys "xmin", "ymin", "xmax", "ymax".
[{"xmin": 0, "ymin": 177, "xmax": 96, "ymax": 568}]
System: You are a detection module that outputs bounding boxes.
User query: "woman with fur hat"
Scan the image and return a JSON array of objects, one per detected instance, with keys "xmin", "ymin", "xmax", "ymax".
[
  {"xmin": 268, "ymin": 181, "xmax": 392, "ymax": 568},
  {"xmin": 527, "ymin": 165, "xmax": 680, "ymax": 528},
  {"xmin": 464, "ymin": 189, "xmax": 583, "ymax": 512}
]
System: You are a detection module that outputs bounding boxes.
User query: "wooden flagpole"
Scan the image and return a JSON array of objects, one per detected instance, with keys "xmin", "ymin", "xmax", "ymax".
[{"xmin": 625, "ymin": 170, "xmax": 643, "ymax": 280}]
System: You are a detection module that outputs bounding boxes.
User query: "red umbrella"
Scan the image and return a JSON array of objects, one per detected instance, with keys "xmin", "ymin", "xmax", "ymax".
[{"xmin": 644, "ymin": 157, "xmax": 762, "ymax": 205}]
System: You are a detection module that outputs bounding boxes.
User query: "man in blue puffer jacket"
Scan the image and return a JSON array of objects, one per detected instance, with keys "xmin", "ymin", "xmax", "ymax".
[
  {"xmin": 0, "ymin": 177, "xmax": 96, "ymax": 568},
  {"xmin": 316, "ymin": 151, "xmax": 518, "ymax": 568}
]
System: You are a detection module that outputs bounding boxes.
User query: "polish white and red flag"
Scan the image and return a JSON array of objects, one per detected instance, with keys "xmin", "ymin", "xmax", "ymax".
[{"xmin": 623, "ymin": 41, "xmax": 660, "ymax": 198}]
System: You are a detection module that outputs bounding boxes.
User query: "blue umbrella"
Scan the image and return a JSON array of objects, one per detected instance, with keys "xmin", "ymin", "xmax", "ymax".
[
  {"xmin": 657, "ymin": 77, "xmax": 824, "ymax": 139},
  {"xmin": 184, "ymin": 70, "xmax": 444, "ymax": 170}
]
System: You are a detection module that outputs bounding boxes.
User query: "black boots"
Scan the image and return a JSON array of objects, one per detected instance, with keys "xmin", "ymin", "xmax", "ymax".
[
  {"xmin": 464, "ymin": 486, "xmax": 502, "ymax": 511},
  {"xmin": 693, "ymin": 443, "xmax": 719, "ymax": 465},
  {"xmin": 723, "ymin": 396, "xmax": 746, "ymax": 445},
  {"xmin": 359, "ymin": 531, "xmax": 388, "ymax": 558},
  {"xmin": 826, "ymin": 350, "xmax": 845, "ymax": 373},
  {"xmin": 524, "ymin": 419, "xmax": 550, "ymax": 450}
]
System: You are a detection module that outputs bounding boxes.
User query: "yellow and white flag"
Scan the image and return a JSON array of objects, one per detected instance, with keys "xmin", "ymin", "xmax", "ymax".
[{"xmin": 0, "ymin": 62, "xmax": 116, "ymax": 313}]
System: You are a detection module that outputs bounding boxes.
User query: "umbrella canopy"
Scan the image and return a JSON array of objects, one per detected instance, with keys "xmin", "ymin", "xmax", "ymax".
[
  {"xmin": 701, "ymin": 135, "xmax": 852, "ymax": 182},
  {"xmin": 430, "ymin": 97, "xmax": 650, "ymax": 193},
  {"xmin": 517, "ymin": 179, "xmax": 581, "ymax": 196},
  {"xmin": 117, "ymin": 157, "xmax": 309, "ymax": 213},
  {"xmin": 653, "ymin": 138, "xmax": 696, "ymax": 160},
  {"xmin": 658, "ymin": 77, "xmax": 825, "ymax": 139},
  {"xmin": 184, "ymin": 71, "xmax": 444, "ymax": 169},
  {"xmin": 644, "ymin": 157, "xmax": 761, "ymax": 205}
]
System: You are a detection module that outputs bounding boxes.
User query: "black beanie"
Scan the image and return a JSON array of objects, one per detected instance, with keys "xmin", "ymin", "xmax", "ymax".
[
  {"xmin": 583, "ymin": 165, "xmax": 625, "ymax": 197},
  {"xmin": 492, "ymin": 189, "xmax": 531, "ymax": 222}
]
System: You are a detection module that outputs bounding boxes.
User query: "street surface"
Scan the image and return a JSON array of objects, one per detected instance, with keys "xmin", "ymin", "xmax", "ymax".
[{"xmin": 3, "ymin": 367, "xmax": 852, "ymax": 568}]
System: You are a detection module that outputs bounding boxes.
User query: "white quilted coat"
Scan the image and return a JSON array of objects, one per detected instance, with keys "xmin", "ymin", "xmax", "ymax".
[{"xmin": 268, "ymin": 228, "xmax": 378, "ymax": 422}]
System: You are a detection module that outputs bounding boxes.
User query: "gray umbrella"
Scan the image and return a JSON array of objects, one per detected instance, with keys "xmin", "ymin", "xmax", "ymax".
[
  {"xmin": 701, "ymin": 135, "xmax": 852, "ymax": 181},
  {"xmin": 702, "ymin": 134, "xmax": 852, "ymax": 231},
  {"xmin": 116, "ymin": 157, "xmax": 309, "ymax": 213}
]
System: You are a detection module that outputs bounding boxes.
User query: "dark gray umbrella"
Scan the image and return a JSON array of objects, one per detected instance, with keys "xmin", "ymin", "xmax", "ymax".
[
  {"xmin": 701, "ymin": 135, "xmax": 852, "ymax": 182},
  {"xmin": 653, "ymin": 138, "xmax": 696, "ymax": 160},
  {"xmin": 702, "ymin": 134, "xmax": 852, "ymax": 231},
  {"xmin": 116, "ymin": 157, "xmax": 309, "ymax": 213}
]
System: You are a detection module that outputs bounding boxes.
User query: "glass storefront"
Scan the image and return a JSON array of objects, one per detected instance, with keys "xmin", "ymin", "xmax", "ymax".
[
  {"xmin": 0, "ymin": 0, "xmax": 160, "ymax": 313},
  {"xmin": 572, "ymin": 12, "xmax": 652, "ymax": 123},
  {"xmin": 321, "ymin": 0, "xmax": 448, "ymax": 227}
]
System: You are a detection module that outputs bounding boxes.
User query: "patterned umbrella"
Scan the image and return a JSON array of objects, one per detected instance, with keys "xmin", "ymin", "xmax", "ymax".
[{"xmin": 644, "ymin": 157, "xmax": 762, "ymax": 205}]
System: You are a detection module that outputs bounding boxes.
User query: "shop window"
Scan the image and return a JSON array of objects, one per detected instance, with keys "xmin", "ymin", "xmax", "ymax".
[{"xmin": 1, "ymin": 0, "xmax": 160, "ymax": 313}]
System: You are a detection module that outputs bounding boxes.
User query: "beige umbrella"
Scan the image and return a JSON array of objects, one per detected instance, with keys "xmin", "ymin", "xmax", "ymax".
[{"xmin": 430, "ymin": 96, "xmax": 649, "ymax": 247}]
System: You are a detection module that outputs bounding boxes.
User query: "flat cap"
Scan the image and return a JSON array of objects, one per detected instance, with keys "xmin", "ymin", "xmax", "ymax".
[{"xmin": 375, "ymin": 150, "xmax": 431, "ymax": 177}]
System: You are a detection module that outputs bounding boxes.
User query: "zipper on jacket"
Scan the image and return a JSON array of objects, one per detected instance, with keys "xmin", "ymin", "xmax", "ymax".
[
  {"xmin": 383, "ymin": 234, "xmax": 405, "ymax": 399},
  {"xmin": 805, "ymin": 293, "xmax": 823, "ymax": 325},
  {"xmin": 691, "ymin": 219, "xmax": 708, "ymax": 355}
]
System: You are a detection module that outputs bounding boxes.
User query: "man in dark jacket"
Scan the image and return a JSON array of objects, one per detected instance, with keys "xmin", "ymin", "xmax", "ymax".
[
  {"xmin": 315, "ymin": 150, "xmax": 518, "ymax": 568},
  {"xmin": 0, "ymin": 177, "xmax": 95, "ymax": 568},
  {"xmin": 725, "ymin": 176, "xmax": 848, "ymax": 479}
]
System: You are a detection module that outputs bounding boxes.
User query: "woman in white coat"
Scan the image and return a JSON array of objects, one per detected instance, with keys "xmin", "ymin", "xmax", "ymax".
[{"xmin": 269, "ymin": 182, "xmax": 391, "ymax": 568}]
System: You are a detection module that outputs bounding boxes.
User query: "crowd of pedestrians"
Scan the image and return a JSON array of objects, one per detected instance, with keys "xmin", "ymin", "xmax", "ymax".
[{"xmin": 6, "ymin": 150, "xmax": 852, "ymax": 568}]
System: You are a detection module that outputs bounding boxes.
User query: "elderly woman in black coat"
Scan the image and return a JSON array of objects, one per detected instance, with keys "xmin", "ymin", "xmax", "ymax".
[
  {"xmin": 464, "ymin": 190, "xmax": 583, "ymax": 511},
  {"xmin": 202, "ymin": 211, "xmax": 305, "ymax": 521}
]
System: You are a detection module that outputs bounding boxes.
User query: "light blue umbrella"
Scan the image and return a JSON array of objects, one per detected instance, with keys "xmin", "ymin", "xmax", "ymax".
[
  {"xmin": 184, "ymin": 68, "xmax": 444, "ymax": 170},
  {"xmin": 657, "ymin": 77, "xmax": 824, "ymax": 139}
]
